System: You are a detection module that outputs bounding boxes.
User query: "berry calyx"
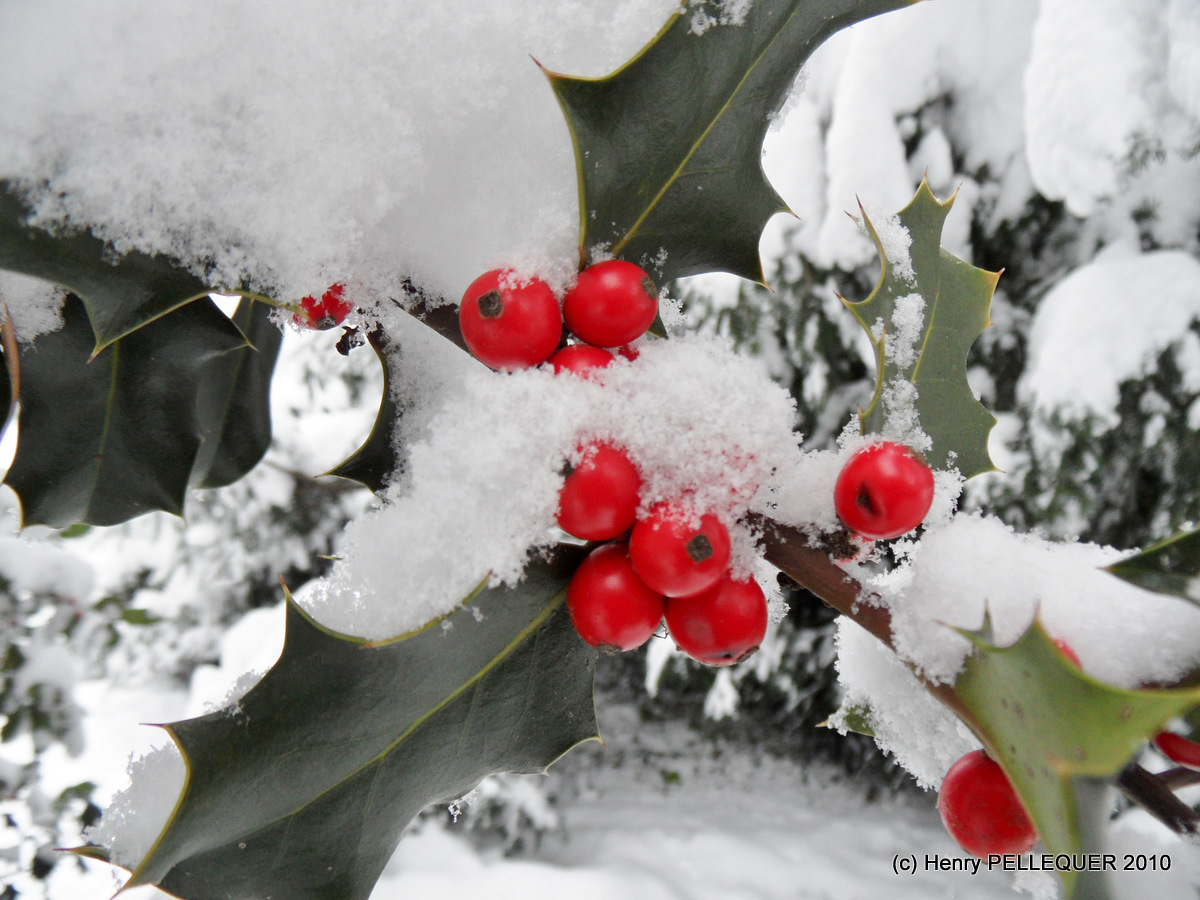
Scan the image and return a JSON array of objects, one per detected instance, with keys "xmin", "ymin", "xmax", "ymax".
[
  {"xmin": 629, "ymin": 505, "xmax": 731, "ymax": 598},
  {"xmin": 562, "ymin": 259, "xmax": 658, "ymax": 348},
  {"xmin": 664, "ymin": 575, "xmax": 767, "ymax": 666},
  {"xmin": 1153, "ymin": 731, "xmax": 1200, "ymax": 769},
  {"xmin": 294, "ymin": 283, "xmax": 354, "ymax": 329},
  {"xmin": 938, "ymin": 750, "xmax": 1038, "ymax": 857},
  {"xmin": 833, "ymin": 441, "xmax": 935, "ymax": 540},
  {"xmin": 567, "ymin": 542, "xmax": 665, "ymax": 652},
  {"xmin": 458, "ymin": 269, "xmax": 562, "ymax": 371},
  {"xmin": 548, "ymin": 344, "xmax": 615, "ymax": 380},
  {"xmin": 557, "ymin": 443, "xmax": 642, "ymax": 541}
]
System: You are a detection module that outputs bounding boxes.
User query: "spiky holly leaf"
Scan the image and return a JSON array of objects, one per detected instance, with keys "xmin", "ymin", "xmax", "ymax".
[
  {"xmin": 116, "ymin": 548, "xmax": 596, "ymax": 900},
  {"xmin": 4, "ymin": 294, "xmax": 279, "ymax": 527},
  {"xmin": 1106, "ymin": 529, "xmax": 1200, "ymax": 605},
  {"xmin": 843, "ymin": 180, "xmax": 997, "ymax": 479},
  {"xmin": 950, "ymin": 618, "xmax": 1200, "ymax": 899},
  {"xmin": 545, "ymin": 0, "xmax": 918, "ymax": 284},
  {"xmin": 0, "ymin": 180, "xmax": 214, "ymax": 351},
  {"xmin": 0, "ymin": 313, "xmax": 16, "ymax": 436},
  {"xmin": 327, "ymin": 329, "xmax": 401, "ymax": 492}
]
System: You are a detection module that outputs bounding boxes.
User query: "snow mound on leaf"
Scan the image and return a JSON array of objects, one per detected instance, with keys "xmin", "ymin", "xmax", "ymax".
[
  {"xmin": 835, "ymin": 513, "xmax": 1200, "ymax": 789},
  {"xmin": 0, "ymin": 0, "xmax": 680, "ymax": 307},
  {"xmin": 303, "ymin": 336, "xmax": 803, "ymax": 641}
]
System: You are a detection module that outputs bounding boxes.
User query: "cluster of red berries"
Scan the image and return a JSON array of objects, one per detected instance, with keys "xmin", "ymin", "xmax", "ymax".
[
  {"xmin": 294, "ymin": 283, "xmax": 354, "ymax": 330},
  {"xmin": 457, "ymin": 260, "xmax": 768, "ymax": 665},
  {"xmin": 833, "ymin": 440, "xmax": 935, "ymax": 541},
  {"xmin": 458, "ymin": 259, "xmax": 658, "ymax": 374}
]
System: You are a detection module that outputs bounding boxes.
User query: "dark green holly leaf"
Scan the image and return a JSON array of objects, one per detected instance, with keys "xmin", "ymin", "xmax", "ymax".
[
  {"xmin": 843, "ymin": 180, "xmax": 998, "ymax": 478},
  {"xmin": 0, "ymin": 181, "xmax": 215, "ymax": 351},
  {"xmin": 4, "ymin": 294, "xmax": 278, "ymax": 527},
  {"xmin": 326, "ymin": 329, "xmax": 401, "ymax": 492},
  {"xmin": 117, "ymin": 548, "xmax": 596, "ymax": 900},
  {"xmin": 546, "ymin": 0, "xmax": 918, "ymax": 284},
  {"xmin": 190, "ymin": 298, "xmax": 282, "ymax": 489},
  {"xmin": 0, "ymin": 313, "xmax": 15, "ymax": 436},
  {"xmin": 950, "ymin": 618, "xmax": 1200, "ymax": 899},
  {"xmin": 1106, "ymin": 529, "xmax": 1200, "ymax": 605}
]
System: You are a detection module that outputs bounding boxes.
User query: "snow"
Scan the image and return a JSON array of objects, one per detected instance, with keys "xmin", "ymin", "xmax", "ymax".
[
  {"xmin": 0, "ymin": 0, "xmax": 681, "ymax": 306},
  {"xmin": 306, "ymin": 336, "xmax": 801, "ymax": 640},
  {"xmin": 1020, "ymin": 248, "xmax": 1200, "ymax": 424}
]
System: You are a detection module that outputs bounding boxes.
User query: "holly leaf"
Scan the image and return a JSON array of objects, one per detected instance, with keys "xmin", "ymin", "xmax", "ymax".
[
  {"xmin": 950, "ymin": 618, "xmax": 1200, "ymax": 899},
  {"xmin": 842, "ymin": 180, "xmax": 998, "ymax": 478},
  {"xmin": 117, "ymin": 547, "xmax": 596, "ymax": 900},
  {"xmin": 0, "ymin": 312, "xmax": 17, "ymax": 436},
  {"xmin": 545, "ymin": 0, "xmax": 918, "ymax": 284},
  {"xmin": 0, "ymin": 180, "xmax": 215, "ymax": 352},
  {"xmin": 1105, "ymin": 529, "xmax": 1200, "ymax": 605},
  {"xmin": 4, "ymin": 294, "xmax": 279, "ymax": 527},
  {"xmin": 326, "ymin": 329, "xmax": 402, "ymax": 492}
]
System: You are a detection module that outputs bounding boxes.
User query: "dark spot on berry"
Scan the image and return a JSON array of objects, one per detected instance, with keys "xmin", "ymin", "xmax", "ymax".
[
  {"xmin": 478, "ymin": 290, "xmax": 504, "ymax": 318},
  {"xmin": 642, "ymin": 276, "xmax": 658, "ymax": 297},
  {"xmin": 856, "ymin": 485, "xmax": 876, "ymax": 514},
  {"xmin": 733, "ymin": 645, "xmax": 759, "ymax": 664},
  {"xmin": 686, "ymin": 534, "xmax": 713, "ymax": 563}
]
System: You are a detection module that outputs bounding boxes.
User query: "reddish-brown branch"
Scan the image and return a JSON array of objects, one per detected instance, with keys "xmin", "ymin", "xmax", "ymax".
[
  {"xmin": 1116, "ymin": 764, "xmax": 1200, "ymax": 835},
  {"xmin": 753, "ymin": 514, "xmax": 972, "ymax": 724}
]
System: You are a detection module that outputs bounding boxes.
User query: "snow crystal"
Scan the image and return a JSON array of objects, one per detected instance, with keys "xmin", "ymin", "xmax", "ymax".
[
  {"xmin": 303, "ymin": 336, "xmax": 802, "ymax": 639},
  {"xmin": 1020, "ymin": 248, "xmax": 1200, "ymax": 424},
  {"xmin": 863, "ymin": 206, "xmax": 914, "ymax": 285},
  {"xmin": 884, "ymin": 293, "xmax": 925, "ymax": 370},
  {"xmin": 687, "ymin": 0, "xmax": 753, "ymax": 35},
  {"xmin": 832, "ymin": 620, "xmax": 979, "ymax": 790},
  {"xmin": 85, "ymin": 742, "xmax": 186, "ymax": 870},
  {"xmin": 0, "ymin": 271, "xmax": 67, "ymax": 344}
]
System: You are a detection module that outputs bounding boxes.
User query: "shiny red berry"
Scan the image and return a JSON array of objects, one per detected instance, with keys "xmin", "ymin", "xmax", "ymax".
[
  {"xmin": 834, "ymin": 441, "xmax": 935, "ymax": 540},
  {"xmin": 629, "ymin": 505, "xmax": 731, "ymax": 598},
  {"xmin": 548, "ymin": 344, "xmax": 615, "ymax": 380},
  {"xmin": 557, "ymin": 443, "xmax": 642, "ymax": 541},
  {"xmin": 664, "ymin": 575, "xmax": 767, "ymax": 666},
  {"xmin": 458, "ymin": 269, "xmax": 562, "ymax": 371},
  {"xmin": 1154, "ymin": 732, "xmax": 1200, "ymax": 769},
  {"xmin": 295, "ymin": 283, "xmax": 354, "ymax": 329},
  {"xmin": 567, "ymin": 542, "xmax": 665, "ymax": 652},
  {"xmin": 562, "ymin": 260, "xmax": 658, "ymax": 348},
  {"xmin": 938, "ymin": 750, "xmax": 1037, "ymax": 857}
]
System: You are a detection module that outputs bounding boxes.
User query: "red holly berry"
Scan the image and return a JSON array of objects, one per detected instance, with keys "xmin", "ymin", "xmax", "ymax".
[
  {"xmin": 938, "ymin": 750, "xmax": 1038, "ymax": 857},
  {"xmin": 833, "ymin": 441, "xmax": 935, "ymax": 540},
  {"xmin": 557, "ymin": 443, "xmax": 641, "ymax": 541},
  {"xmin": 458, "ymin": 269, "xmax": 562, "ymax": 371},
  {"xmin": 567, "ymin": 542, "xmax": 665, "ymax": 652},
  {"xmin": 664, "ymin": 575, "xmax": 767, "ymax": 666},
  {"xmin": 562, "ymin": 259, "xmax": 658, "ymax": 348},
  {"xmin": 548, "ymin": 344, "xmax": 615, "ymax": 380},
  {"xmin": 1153, "ymin": 731, "xmax": 1200, "ymax": 769},
  {"xmin": 294, "ymin": 283, "xmax": 354, "ymax": 329},
  {"xmin": 629, "ymin": 505, "xmax": 731, "ymax": 598}
]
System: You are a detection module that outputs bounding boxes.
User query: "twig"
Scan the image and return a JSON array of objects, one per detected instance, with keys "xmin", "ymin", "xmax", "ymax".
[{"xmin": 1116, "ymin": 764, "xmax": 1200, "ymax": 836}]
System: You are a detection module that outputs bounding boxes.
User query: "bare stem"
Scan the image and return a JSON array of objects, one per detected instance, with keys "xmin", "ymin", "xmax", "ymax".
[{"xmin": 1116, "ymin": 764, "xmax": 1200, "ymax": 835}]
